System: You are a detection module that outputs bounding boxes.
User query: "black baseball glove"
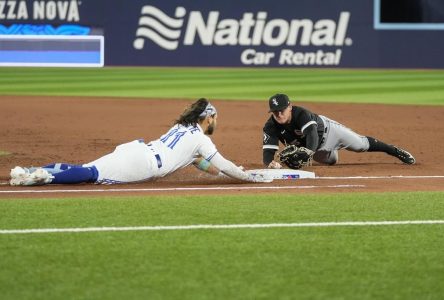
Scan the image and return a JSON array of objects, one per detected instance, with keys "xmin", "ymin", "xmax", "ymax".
[{"xmin": 278, "ymin": 145, "xmax": 314, "ymax": 169}]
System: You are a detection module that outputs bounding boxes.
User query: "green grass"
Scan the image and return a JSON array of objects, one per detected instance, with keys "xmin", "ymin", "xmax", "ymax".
[
  {"xmin": 1, "ymin": 192, "xmax": 444, "ymax": 300},
  {"xmin": 1, "ymin": 67, "xmax": 443, "ymax": 298},
  {"xmin": 1, "ymin": 67, "xmax": 444, "ymax": 105}
]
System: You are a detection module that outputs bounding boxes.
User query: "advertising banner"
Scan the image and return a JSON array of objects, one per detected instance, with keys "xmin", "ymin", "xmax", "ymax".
[
  {"xmin": 1, "ymin": 0, "xmax": 443, "ymax": 68},
  {"xmin": 108, "ymin": 0, "xmax": 368, "ymax": 67}
]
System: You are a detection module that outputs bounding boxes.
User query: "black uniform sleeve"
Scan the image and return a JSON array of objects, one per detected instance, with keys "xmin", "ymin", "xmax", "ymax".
[
  {"xmin": 296, "ymin": 107, "xmax": 320, "ymax": 151},
  {"xmin": 302, "ymin": 124, "xmax": 319, "ymax": 152},
  {"xmin": 263, "ymin": 119, "xmax": 279, "ymax": 166},
  {"xmin": 263, "ymin": 149, "xmax": 276, "ymax": 166}
]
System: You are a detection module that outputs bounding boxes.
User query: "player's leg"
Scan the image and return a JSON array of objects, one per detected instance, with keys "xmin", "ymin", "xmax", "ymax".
[
  {"xmin": 313, "ymin": 150, "xmax": 338, "ymax": 165},
  {"xmin": 366, "ymin": 136, "xmax": 415, "ymax": 164},
  {"xmin": 366, "ymin": 136, "xmax": 396, "ymax": 154},
  {"xmin": 328, "ymin": 119, "xmax": 415, "ymax": 164},
  {"xmin": 49, "ymin": 140, "xmax": 154, "ymax": 184},
  {"xmin": 10, "ymin": 140, "xmax": 157, "ymax": 186},
  {"xmin": 50, "ymin": 165, "xmax": 98, "ymax": 184},
  {"xmin": 332, "ymin": 124, "xmax": 369, "ymax": 153},
  {"xmin": 320, "ymin": 117, "xmax": 373, "ymax": 154},
  {"xmin": 320, "ymin": 115, "xmax": 415, "ymax": 164},
  {"xmin": 40, "ymin": 163, "xmax": 77, "ymax": 174},
  {"xmin": 83, "ymin": 140, "xmax": 157, "ymax": 184},
  {"xmin": 315, "ymin": 117, "xmax": 365, "ymax": 165},
  {"xmin": 10, "ymin": 164, "xmax": 98, "ymax": 185}
]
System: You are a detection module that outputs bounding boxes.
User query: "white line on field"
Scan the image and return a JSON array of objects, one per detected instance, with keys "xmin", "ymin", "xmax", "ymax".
[
  {"xmin": 1, "ymin": 220, "xmax": 443, "ymax": 235},
  {"xmin": 0, "ymin": 175, "xmax": 443, "ymax": 194},
  {"xmin": 317, "ymin": 175, "xmax": 444, "ymax": 179},
  {"xmin": 0, "ymin": 184, "xmax": 364, "ymax": 194}
]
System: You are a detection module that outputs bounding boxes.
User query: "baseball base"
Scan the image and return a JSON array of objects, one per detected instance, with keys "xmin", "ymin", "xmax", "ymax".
[{"xmin": 248, "ymin": 169, "xmax": 315, "ymax": 180}]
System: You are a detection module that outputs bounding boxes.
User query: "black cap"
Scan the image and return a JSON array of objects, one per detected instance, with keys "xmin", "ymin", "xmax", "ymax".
[{"xmin": 268, "ymin": 94, "xmax": 290, "ymax": 112}]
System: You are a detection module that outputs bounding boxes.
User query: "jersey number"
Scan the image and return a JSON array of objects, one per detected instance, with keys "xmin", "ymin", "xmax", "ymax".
[{"xmin": 160, "ymin": 128, "xmax": 186, "ymax": 149}]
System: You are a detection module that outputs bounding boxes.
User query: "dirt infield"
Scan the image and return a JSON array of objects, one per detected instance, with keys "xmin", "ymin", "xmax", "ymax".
[{"xmin": 1, "ymin": 96, "xmax": 443, "ymax": 197}]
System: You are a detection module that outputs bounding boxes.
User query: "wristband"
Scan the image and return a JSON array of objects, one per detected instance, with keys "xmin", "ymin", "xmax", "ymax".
[{"xmin": 196, "ymin": 159, "xmax": 211, "ymax": 171}]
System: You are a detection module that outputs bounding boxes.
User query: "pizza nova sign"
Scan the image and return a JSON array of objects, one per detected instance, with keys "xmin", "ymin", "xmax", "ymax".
[
  {"xmin": 0, "ymin": 0, "xmax": 80, "ymax": 21},
  {"xmin": 134, "ymin": 6, "xmax": 353, "ymax": 66}
]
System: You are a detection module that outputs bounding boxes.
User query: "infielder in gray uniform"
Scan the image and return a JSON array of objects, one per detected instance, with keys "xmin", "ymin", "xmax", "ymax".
[
  {"xmin": 10, "ymin": 98, "xmax": 272, "ymax": 186},
  {"xmin": 263, "ymin": 93, "xmax": 415, "ymax": 169}
]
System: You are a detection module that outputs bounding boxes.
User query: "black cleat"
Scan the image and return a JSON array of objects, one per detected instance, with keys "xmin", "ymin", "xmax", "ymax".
[{"xmin": 394, "ymin": 147, "xmax": 416, "ymax": 165}]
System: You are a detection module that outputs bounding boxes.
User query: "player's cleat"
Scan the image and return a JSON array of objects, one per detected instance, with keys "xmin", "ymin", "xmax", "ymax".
[
  {"xmin": 393, "ymin": 147, "xmax": 416, "ymax": 165},
  {"xmin": 10, "ymin": 166, "xmax": 29, "ymax": 178},
  {"xmin": 10, "ymin": 166, "xmax": 54, "ymax": 186}
]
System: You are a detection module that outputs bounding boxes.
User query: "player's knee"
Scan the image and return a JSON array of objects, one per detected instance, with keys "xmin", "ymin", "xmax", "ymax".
[
  {"xmin": 326, "ymin": 151, "xmax": 338, "ymax": 165},
  {"xmin": 327, "ymin": 159, "xmax": 338, "ymax": 165},
  {"xmin": 314, "ymin": 150, "xmax": 338, "ymax": 165},
  {"xmin": 355, "ymin": 137, "xmax": 370, "ymax": 152},
  {"xmin": 353, "ymin": 147, "xmax": 367, "ymax": 153},
  {"xmin": 343, "ymin": 136, "xmax": 370, "ymax": 153}
]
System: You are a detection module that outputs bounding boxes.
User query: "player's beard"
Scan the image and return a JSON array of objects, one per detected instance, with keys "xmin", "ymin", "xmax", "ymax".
[{"xmin": 205, "ymin": 120, "xmax": 216, "ymax": 135}]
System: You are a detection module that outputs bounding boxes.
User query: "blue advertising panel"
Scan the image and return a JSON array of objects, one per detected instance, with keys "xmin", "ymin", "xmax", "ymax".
[
  {"xmin": 0, "ymin": 35, "xmax": 103, "ymax": 67},
  {"xmin": 0, "ymin": 0, "xmax": 104, "ymax": 66},
  {"xmin": 1, "ymin": 0, "xmax": 444, "ymax": 68}
]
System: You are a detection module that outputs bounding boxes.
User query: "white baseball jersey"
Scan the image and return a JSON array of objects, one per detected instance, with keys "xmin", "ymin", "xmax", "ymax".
[
  {"xmin": 83, "ymin": 124, "xmax": 218, "ymax": 184},
  {"xmin": 149, "ymin": 124, "xmax": 218, "ymax": 177}
]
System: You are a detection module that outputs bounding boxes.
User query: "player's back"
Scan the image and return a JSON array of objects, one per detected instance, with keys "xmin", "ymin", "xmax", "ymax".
[{"xmin": 148, "ymin": 124, "xmax": 217, "ymax": 177}]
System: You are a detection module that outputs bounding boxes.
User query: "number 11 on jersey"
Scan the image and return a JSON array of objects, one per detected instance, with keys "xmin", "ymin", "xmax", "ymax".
[{"xmin": 160, "ymin": 128, "xmax": 187, "ymax": 149}]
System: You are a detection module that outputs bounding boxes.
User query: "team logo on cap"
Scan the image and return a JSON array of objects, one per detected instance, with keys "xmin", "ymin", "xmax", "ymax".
[{"xmin": 272, "ymin": 98, "xmax": 278, "ymax": 106}]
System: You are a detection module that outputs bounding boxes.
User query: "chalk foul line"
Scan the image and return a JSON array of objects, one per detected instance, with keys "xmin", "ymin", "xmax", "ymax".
[
  {"xmin": 0, "ymin": 175, "xmax": 443, "ymax": 194},
  {"xmin": 1, "ymin": 220, "xmax": 443, "ymax": 235},
  {"xmin": 317, "ymin": 175, "xmax": 444, "ymax": 179},
  {"xmin": 0, "ymin": 184, "xmax": 364, "ymax": 193}
]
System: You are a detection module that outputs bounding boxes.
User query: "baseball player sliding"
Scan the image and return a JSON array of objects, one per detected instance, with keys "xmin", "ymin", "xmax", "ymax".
[
  {"xmin": 263, "ymin": 93, "xmax": 415, "ymax": 169},
  {"xmin": 10, "ymin": 98, "xmax": 272, "ymax": 186}
]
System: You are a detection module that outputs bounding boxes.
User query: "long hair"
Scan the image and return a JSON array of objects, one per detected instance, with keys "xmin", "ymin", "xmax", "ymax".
[{"xmin": 175, "ymin": 98, "xmax": 209, "ymax": 126}]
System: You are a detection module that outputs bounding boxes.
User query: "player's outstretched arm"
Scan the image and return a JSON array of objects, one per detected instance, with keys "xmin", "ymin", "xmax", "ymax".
[
  {"xmin": 209, "ymin": 153, "xmax": 272, "ymax": 183},
  {"xmin": 192, "ymin": 157, "xmax": 221, "ymax": 176}
]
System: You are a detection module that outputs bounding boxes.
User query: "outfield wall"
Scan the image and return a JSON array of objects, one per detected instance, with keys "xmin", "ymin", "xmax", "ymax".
[{"xmin": 1, "ymin": 0, "xmax": 444, "ymax": 68}]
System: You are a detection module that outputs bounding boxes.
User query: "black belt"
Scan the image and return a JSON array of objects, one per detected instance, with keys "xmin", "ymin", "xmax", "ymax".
[
  {"xmin": 146, "ymin": 143, "xmax": 162, "ymax": 168},
  {"xmin": 155, "ymin": 154, "xmax": 162, "ymax": 168},
  {"xmin": 318, "ymin": 125, "xmax": 328, "ymax": 147}
]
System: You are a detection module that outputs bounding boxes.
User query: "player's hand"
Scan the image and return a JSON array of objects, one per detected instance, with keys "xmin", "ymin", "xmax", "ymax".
[
  {"xmin": 217, "ymin": 171, "xmax": 229, "ymax": 178},
  {"xmin": 217, "ymin": 166, "xmax": 245, "ymax": 178},
  {"xmin": 268, "ymin": 160, "xmax": 282, "ymax": 169}
]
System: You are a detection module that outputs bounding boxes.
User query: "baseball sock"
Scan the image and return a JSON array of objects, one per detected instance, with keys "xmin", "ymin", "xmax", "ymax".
[
  {"xmin": 42, "ymin": 163, "xmax": 78, "ymax": 174},
  {"xmin": 51, "ymin": 166, "xmax": 98, "ymax": 184},
  {"xmin": 366, "ymin": 136, "xmax": 396, "ymax": 155}
]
